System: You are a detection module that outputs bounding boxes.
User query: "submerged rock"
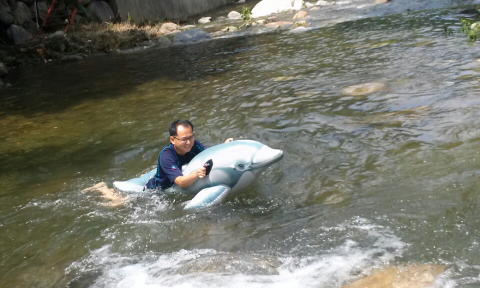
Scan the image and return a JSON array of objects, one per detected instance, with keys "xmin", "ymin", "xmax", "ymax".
[
  {"xmin": 60, "ymin": 54, "xmax": 87, "ymax": 63},
  {"xmin": 342, "ymin": 82, "xmax": 387, "ymax": 96},
  {"xmin": 252, "ymin": 0, "xmax": 303, "ymax": 18},
  {"xmin": 176, "ymin": 253, "xmax": 281, "ymax": 275},
  {"xmin": 222, "ymin": 26, "xmax": 238, "ymax": 32},
  {"xmin": 173, "ymin": 29, "xmax": 210, "ymax": 44},
  {"xmin": 342, "ymin": 264, "xmax": 445, "ymax": 288},
  {"xmin": 156, "ymin": 35, "xmax": 171, "ymax": 47},
  {"xmin": 265, "ymin": 21, "xmax": 294, "ymax": 28},
  {"xmin": 293, "ymin": 10, "xmax": 308, "ymax": 19},
  {"xmin": 294, "ymin": 20, "xmax": 307, "ymax": 28}
]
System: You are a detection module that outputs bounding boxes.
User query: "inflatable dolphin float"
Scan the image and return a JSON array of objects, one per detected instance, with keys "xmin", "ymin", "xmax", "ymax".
[{"xmin": 113, "ymin": 140, "xmax": 283, "ymax": 209}]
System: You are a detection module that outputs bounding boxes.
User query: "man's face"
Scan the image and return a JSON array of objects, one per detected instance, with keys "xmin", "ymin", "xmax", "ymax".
[{"xmin": 170, "ymin": 124, "xmax": 194, "ymax": 155}]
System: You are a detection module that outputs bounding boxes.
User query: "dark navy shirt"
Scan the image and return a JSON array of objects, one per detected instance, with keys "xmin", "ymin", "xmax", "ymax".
[{"xmin": 146, "ymin": 140, "xmax": 206, "ymax": 189}]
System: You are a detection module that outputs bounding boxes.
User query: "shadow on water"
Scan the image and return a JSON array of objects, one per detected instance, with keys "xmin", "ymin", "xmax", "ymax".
[{"xmin": 0, "ymin": 35, "xmax": 259, "ymax": 117}]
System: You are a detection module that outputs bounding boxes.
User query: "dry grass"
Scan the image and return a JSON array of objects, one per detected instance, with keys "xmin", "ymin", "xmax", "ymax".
[{"xmin": 67, "ymin": 22, "xmax": 167, "ymax": 52}]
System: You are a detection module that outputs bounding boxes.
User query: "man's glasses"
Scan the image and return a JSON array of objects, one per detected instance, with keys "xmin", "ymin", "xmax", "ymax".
[{"xmin": 173, "ymin": 135, "xmax": 194, "ymax": 143}]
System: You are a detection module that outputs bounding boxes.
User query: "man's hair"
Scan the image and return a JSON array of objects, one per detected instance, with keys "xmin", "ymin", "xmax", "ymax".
[{"xmin": 169, "ymin": 120, "xmax": 194, "ymax": 136}]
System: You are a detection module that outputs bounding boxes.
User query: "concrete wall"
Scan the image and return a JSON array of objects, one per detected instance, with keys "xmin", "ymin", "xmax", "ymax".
[{"xmin": 109, "ymin": 0, "xmax": 236, "ymax": 22}]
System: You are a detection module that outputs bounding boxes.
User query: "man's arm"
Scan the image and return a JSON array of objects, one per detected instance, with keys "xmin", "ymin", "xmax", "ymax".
[{"xmin": 174, "ymin": 167, "xmax": 206, "ymax": 188}]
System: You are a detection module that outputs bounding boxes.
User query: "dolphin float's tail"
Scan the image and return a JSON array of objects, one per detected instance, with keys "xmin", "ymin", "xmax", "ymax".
[{"xmin": 113, "ymin": 168, "xmax": 156, "ymax": 193}]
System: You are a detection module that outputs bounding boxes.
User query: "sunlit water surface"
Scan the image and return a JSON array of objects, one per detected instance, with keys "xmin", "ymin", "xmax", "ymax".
[{"xmin": 1, "ymin": 4, "xmax": 480, "ymax": 288}]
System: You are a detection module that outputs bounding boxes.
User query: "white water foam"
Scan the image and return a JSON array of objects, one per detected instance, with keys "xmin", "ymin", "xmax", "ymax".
[{"xmin": 66, "ymin": 217, "xmax": 407, "ymax": 288}]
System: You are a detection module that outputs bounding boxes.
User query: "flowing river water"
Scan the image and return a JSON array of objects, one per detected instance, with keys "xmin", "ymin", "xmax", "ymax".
[{"xmin": 1, "ymin": 1, "xmax": 480, "ymax": 287}]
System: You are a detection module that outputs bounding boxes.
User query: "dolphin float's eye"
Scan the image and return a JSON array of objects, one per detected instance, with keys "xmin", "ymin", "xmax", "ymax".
[{"xmin": 235, "ymin": 163, "xmax": 247, "ymax": 170}]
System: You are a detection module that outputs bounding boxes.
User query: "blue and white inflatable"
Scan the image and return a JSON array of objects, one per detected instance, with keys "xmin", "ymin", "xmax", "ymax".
[{"xmin": 113, "ymin": 140, "xmax": 283, "ymax": 209}]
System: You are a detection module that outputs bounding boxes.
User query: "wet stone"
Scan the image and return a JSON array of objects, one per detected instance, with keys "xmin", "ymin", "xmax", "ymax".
[
  {"xmin": 60, "ymin": 54, "xmax": 87, "ymax": 63},
  {"xmin": 293, "ymin": 10, "xmax": 308, "ymax": 19},
  {"xmin": 265, "ymin": 21, "xmax": 294, "ymax": 28},
  {"xmin": 156, "ymin": 35, "xmax": 171, "ymax": 47},
  {"xmin": 173, "ymin": 28, "xmax": 210, "ymax": 44},
  {"xmin": 342, "ymin": 264, "xmax": 445, "ymax": 288},
  {"xmin": 342, "ymin": 82, "xmax": 387, "ymax": 96},
  {"xmin": 222, "ymin": 26, "xmax": 238, "ymax": 32},
  {"xmin": 175, "ymin": 253, "xmax": 281, "ymax": 275}
]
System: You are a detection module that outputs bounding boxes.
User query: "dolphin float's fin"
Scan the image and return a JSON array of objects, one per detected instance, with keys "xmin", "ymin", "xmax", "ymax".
[{"xmin": 184, "ymin": 185, "xmax": 231, "ymax": 210}]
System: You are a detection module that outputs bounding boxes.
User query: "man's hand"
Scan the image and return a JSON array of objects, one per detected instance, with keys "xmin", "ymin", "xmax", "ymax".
[
  {"xmin": 224, "ymin": 138, "xmax": 234, "ymax": 143},
  {"xmin": 196, "ymin": 167, "xmax": 207, "ymax": 178}
]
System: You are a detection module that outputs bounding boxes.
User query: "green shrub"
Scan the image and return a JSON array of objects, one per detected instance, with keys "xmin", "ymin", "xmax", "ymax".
[{"xmin": 241, "ymin": 7, "xmax": 251, "ymax": 21}]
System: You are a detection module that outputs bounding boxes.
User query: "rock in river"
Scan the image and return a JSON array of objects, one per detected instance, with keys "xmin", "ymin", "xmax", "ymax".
[
  {"xmin": 265, "ymin": 21, "xmax": 294, "ymax": 28},
  {"xmin": 293, "ymin": 10, "xmax": 308, "ymax": 19},
  {"xmin": 342, "ymin": 264, "xmax": 445, "ymax": 288},
  {"xmin": 176, "ymin": 252, "xmax": 281, "ymax": 275},
  {"xmin": 342, "ymin": 82, "xmax": 387, "ymax": 96},
  {"xmin": 173, "ymin": 29, "xmax": 210, "ymax": 44}
]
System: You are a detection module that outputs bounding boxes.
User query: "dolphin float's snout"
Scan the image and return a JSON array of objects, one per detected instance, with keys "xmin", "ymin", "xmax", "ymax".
[{"xmin": 252, "ymin": 145, "xmax": 284, "ymax": 168}]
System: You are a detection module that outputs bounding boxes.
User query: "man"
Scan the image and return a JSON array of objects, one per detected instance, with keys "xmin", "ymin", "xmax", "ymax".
[
  {"xmin": 82, "ymin": 120, "xmax": 231, "ymax": 206},
  {"xmin": 146, "ymin": 119, "xmax": 233, "ymax": 190}
]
